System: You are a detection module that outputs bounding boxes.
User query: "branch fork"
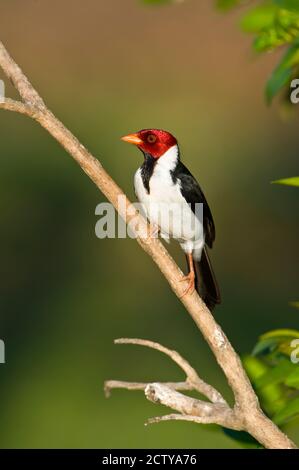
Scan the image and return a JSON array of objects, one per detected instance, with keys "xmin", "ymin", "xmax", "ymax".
[{"xmin": 105, "ymin": 338, "xmax": 243, "ymax": 431}]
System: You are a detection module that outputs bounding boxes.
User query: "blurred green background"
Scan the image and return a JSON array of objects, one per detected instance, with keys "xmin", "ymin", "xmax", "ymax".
[{"xmin": 0, "ymin": 0, "xmax": 298, "ymax": 448}]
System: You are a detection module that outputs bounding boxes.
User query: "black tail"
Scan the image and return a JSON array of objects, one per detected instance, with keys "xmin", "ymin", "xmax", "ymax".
[{"xmin": 188, "ymin": 247, "xmax": 221, "ymax": 311}]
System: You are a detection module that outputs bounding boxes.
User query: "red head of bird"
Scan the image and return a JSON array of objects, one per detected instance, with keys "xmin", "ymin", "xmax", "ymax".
[{"xmin": 121, "ymin": 129, "xmax": 177, "ymax": 159}]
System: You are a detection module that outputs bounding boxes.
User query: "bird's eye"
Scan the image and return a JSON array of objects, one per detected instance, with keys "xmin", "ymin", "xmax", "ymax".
[{"xmin": 147, "ymin": 134, "xmax": 157, "ymax": 144}]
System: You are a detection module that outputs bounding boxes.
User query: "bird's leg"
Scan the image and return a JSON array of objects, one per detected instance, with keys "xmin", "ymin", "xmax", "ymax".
[{"xmin": 179, "ymin": 253, "xmax": 195, "ymax": 297}]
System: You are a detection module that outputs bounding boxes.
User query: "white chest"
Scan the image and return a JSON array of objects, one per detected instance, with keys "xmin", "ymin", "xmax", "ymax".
[
  {"xmin": 133, "ymin": 146, "xmax": 204, "ymax": 251},
  {"xmin": 134, "ymin": 146, "xmax": 183, "ymax": 209}
]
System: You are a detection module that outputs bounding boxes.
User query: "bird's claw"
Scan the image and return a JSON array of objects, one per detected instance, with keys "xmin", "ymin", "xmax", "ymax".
[
  {"xmin": 149, "ymin": 224, "xmax": 159, "ymax": 238},
  {"xmin": 179, "ymin": 271, "xmax": 195, "ymax": 297}
]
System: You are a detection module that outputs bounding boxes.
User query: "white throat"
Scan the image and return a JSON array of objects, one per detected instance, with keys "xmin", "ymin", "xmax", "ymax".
[{"xmin": 155, "ymin": 145, "xmax": 179, "ymax": 172}]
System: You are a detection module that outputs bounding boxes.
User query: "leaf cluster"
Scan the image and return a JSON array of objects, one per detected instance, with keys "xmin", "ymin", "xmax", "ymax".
[{"xmin": 217, "ymin": 1, "xmax": 299, "ymax": 102}]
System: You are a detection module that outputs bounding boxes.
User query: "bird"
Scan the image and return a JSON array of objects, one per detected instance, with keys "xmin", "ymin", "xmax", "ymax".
[{"xmin": 121, "ymin": 129, "xmax": 221, "ymax": 310}]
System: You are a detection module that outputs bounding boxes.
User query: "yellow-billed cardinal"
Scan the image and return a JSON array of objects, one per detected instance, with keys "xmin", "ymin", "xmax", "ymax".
[{"xmin": 121, "ymin": 129, "xmax": 221, "ymax": 310}]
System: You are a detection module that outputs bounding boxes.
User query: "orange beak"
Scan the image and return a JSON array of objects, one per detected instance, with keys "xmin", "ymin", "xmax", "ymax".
[{"xmin": 121, "ymin": 133, "xmax": 143, "ymax": 146}]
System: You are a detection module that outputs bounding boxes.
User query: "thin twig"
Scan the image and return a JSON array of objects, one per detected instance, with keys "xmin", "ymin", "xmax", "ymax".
[
  {"xmin": 104, "ymin": 380, "xmax": 192, "ymax": 398},
  {"xmin": 0, "ymin": 98, "xmax": 38, "ymax": 117},
  {"xmin": 146, "ymin": 413, "xmax": 217, "ymax": 426},
  {"xmin": 114, "ymin": 338, "xmax": 226, "ymax": 404},
  {"xmin": 146, "ymin": 413, "xmax": 232, "ymax": 426}
]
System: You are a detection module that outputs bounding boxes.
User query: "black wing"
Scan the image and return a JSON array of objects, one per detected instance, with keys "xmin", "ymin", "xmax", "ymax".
[{"xmin": 172, "ymin": 161, "xmax": 215, "ymax": 248}]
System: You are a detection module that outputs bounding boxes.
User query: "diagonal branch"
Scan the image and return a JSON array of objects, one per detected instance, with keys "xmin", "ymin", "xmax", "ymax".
[{"xmin": 0, "ymin": 40, "xmax": 296, "ymax": 449}]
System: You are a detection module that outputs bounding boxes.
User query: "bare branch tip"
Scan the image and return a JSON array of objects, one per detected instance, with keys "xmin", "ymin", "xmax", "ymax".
[
  {"xmin": 103, "ymin": 382, "xmax": 111, "ymax": 398},
  {"xmin": 146, "ymin": 414, "xmax": 184, "ymax": 426}
]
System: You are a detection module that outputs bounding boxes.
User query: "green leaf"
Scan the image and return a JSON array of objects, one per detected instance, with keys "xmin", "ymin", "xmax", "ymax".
[
  {"xmin": 243, "ymin": 8, "xmax": 299, "ymax": 52},
  {"xmin": 252, "ymin": 337, "xmax": 280, "ymax": 356},
  {"xmin": 253, "ymin": 329, "xmax": 299, "ymax": 357},
  {"xmin": 273, "ymin": 395, "xmax": 299, "ymax": 424},
  {"xmin": 241, "ymin": 5, "xmax": 278, "ymax": 33},
  {"xmin": 242, "ymin": 355, "xmax": 288, "ymax": 416},
  {"xmin": 252, "ymin": 337, "xmax": 295, "ymax": 357},
  {"xmin": 266, "ymin": 42, "xmax": 299, "ymax": 102},
  {"xmin": 243, "ymin": 354, "xmax": 268, "ymax": 380},
  {"xmin": 255, "ymin": 359, "xmax": 296, "ymax": 388},
  {"xmin": 290, "ymin": 301, "xmax": 299, "ymax": 308},
  {"xmin": 261, "ymin": 329, "xmax": 299, "ymax": 339},
  {"xmin": 285, "ymin": 368, "xmax": 299, "ymax": 388},
  {"xmin": 274, "ymin": 0, "xmax": 299, "ymax": 12},
  {"xmin": 265, "ymin": 66, "xmax": 293, "ymax": 103},
  {"xmin": 278, "ymin": 340, "xmax": 299, "ymax": 356},
  {"xmin": 272, "ymin": 176, "xmax": 299, "ymax": 186}
]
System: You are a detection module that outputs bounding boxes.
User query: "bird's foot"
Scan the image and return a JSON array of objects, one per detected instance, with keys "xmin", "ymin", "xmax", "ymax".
[
  {"xmin": 179, "ymin": 271, "xmax": 195, "ymax": 297},
  {"xmin": 149, "ymin": 223, "xmax": 159, "ymax": 238}
]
